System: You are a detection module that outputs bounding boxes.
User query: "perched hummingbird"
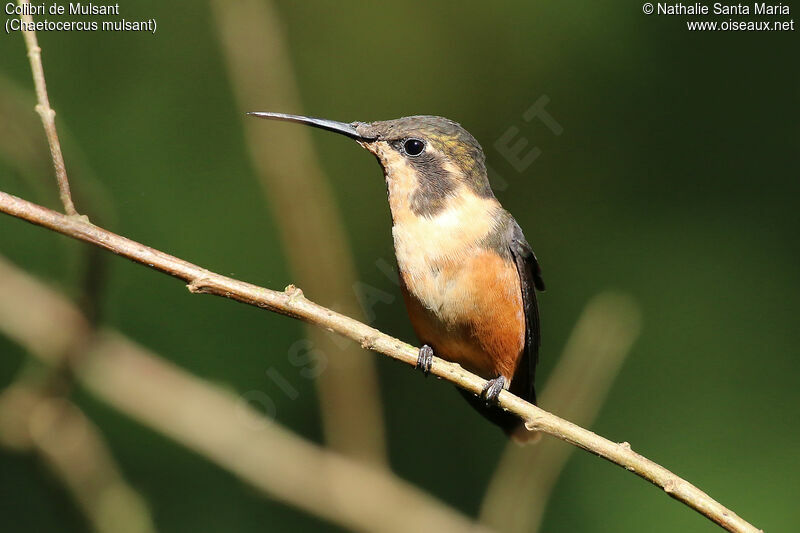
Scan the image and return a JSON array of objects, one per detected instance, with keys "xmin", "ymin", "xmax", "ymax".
[{"xmin": 250, "ymin": 112, "xmax": 544, "ymax": 442}]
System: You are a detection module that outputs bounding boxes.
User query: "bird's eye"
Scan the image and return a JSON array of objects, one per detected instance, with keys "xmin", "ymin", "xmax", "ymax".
[{"xmin": 403, "ymin": 138, "xmax": 425, "ymax": 156}]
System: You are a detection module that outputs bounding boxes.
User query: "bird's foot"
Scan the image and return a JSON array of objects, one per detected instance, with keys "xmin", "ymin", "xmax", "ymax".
[
  {"xmin": 481, "ymin": 376, "xmax": 506, "ymax": 405},
  {"xmin": 416, "ymin": 344, "xmax": 434, "ymax": 376}
]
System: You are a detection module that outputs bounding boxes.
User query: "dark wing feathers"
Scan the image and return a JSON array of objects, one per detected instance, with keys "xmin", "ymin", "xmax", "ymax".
[{"xmin": 508, "ymin": 220, "xmax": 543, "ymax": 405}]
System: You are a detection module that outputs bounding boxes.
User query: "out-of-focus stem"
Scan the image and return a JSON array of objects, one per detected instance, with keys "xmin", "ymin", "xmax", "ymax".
[
  {"xmin": 0, "ymin": 256, "xmax": 491, "ymax": 533},
  {"xmin": 0, "ymin": 386, "xmax": 158, "ymax": 533}
]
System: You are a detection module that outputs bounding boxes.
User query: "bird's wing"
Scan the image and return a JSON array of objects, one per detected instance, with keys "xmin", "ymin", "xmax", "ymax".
[{"xmin": 508, "ymin": 220, "xmax": 544, "ymax": 405}]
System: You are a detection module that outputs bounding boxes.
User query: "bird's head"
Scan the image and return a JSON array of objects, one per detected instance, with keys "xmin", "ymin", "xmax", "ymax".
[{"xmin": 248, "ymin": 112, "xmax": 495, "ymax": 217}]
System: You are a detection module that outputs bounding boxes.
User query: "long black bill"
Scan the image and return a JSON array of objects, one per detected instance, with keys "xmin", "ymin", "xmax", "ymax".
[{"xmin": 247, "ymin": 112, "xmax": 373, "ymax": 140}]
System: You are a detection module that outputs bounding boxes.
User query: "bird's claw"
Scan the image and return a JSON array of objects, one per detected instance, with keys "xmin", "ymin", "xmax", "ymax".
[
  {"xmin": 481, "ymin": 376, "xmax": 506, "ymax": 405},
  {"xmin": 416, "ymin": 344, "xmax": 434, "ymax": 376}
]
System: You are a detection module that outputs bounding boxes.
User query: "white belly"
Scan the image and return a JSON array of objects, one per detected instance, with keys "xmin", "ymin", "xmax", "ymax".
[{"xmin": 391, "ymin": 190, "xmax": 501, "ymax": 323}]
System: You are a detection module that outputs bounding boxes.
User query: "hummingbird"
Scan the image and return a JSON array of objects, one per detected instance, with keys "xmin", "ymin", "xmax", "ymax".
[{"xmin": 249, "ymin": 112, "xmax": 545, "ymax": 442}]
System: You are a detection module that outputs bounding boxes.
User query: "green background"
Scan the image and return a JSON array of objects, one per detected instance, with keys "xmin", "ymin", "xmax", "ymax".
[{"xmin": 1, "ymin": 1, "xmax": 797, "ymax": 531}]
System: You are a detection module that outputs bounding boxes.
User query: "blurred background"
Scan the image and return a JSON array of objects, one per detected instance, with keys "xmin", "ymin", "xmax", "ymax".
[{"xmin": 0, "ymin": 1, "xmax": 797, "ymax": 532}]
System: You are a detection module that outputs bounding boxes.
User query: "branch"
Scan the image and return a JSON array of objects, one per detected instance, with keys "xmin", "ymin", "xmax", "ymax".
[
  {"xmin": 0, "ymin": 255, "xmax": 490, "ymax": 533},
  {"xmin": 18, "ymin": 0, "xmax": 78, "ymax": 216},
  {"xmin": 211, "ymin": 0, "xmax": 388, "ymax": 466},
  {"xmin": 0, "ymin": 190, "xmax": 760, "ymax": 533}
]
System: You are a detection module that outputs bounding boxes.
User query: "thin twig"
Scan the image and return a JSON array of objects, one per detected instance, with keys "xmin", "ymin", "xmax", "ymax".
[
  {"xmin": 480, "ymin": 292, "xmax": 641, "ymax": 532},
  {"xmin": 211, "ymin": 0, "xmax": 388, "ymax": 466},
  {"xmin": 0, "ymin": 191, "xmax": 761, "ymax": 533},
  {"xmin": 0, "ymin": 256, "xmax": 490, "ymax": 533},
  {"xmin": 17, "ymin": 0, "xmax": 78, "ymax": 215}
]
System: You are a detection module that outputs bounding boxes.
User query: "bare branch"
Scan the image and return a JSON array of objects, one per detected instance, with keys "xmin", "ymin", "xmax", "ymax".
[
  {"xmin": 17, "ymin": 0, "xmax": 78, "ymax": 215},
  {"xmin": 0, "ymin": 256, "xmax": 491, "ymax": 533},
  {"xmin": 481, "ymin": 293, "xmax": 641, "ymax": 532},
  {"xmin": 211, "ymin": 0, "xmax": 388, "ymax": 466},
  {"xmin": 0, "ymin": 190, "xmax": 761, "ymax": 533}
]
